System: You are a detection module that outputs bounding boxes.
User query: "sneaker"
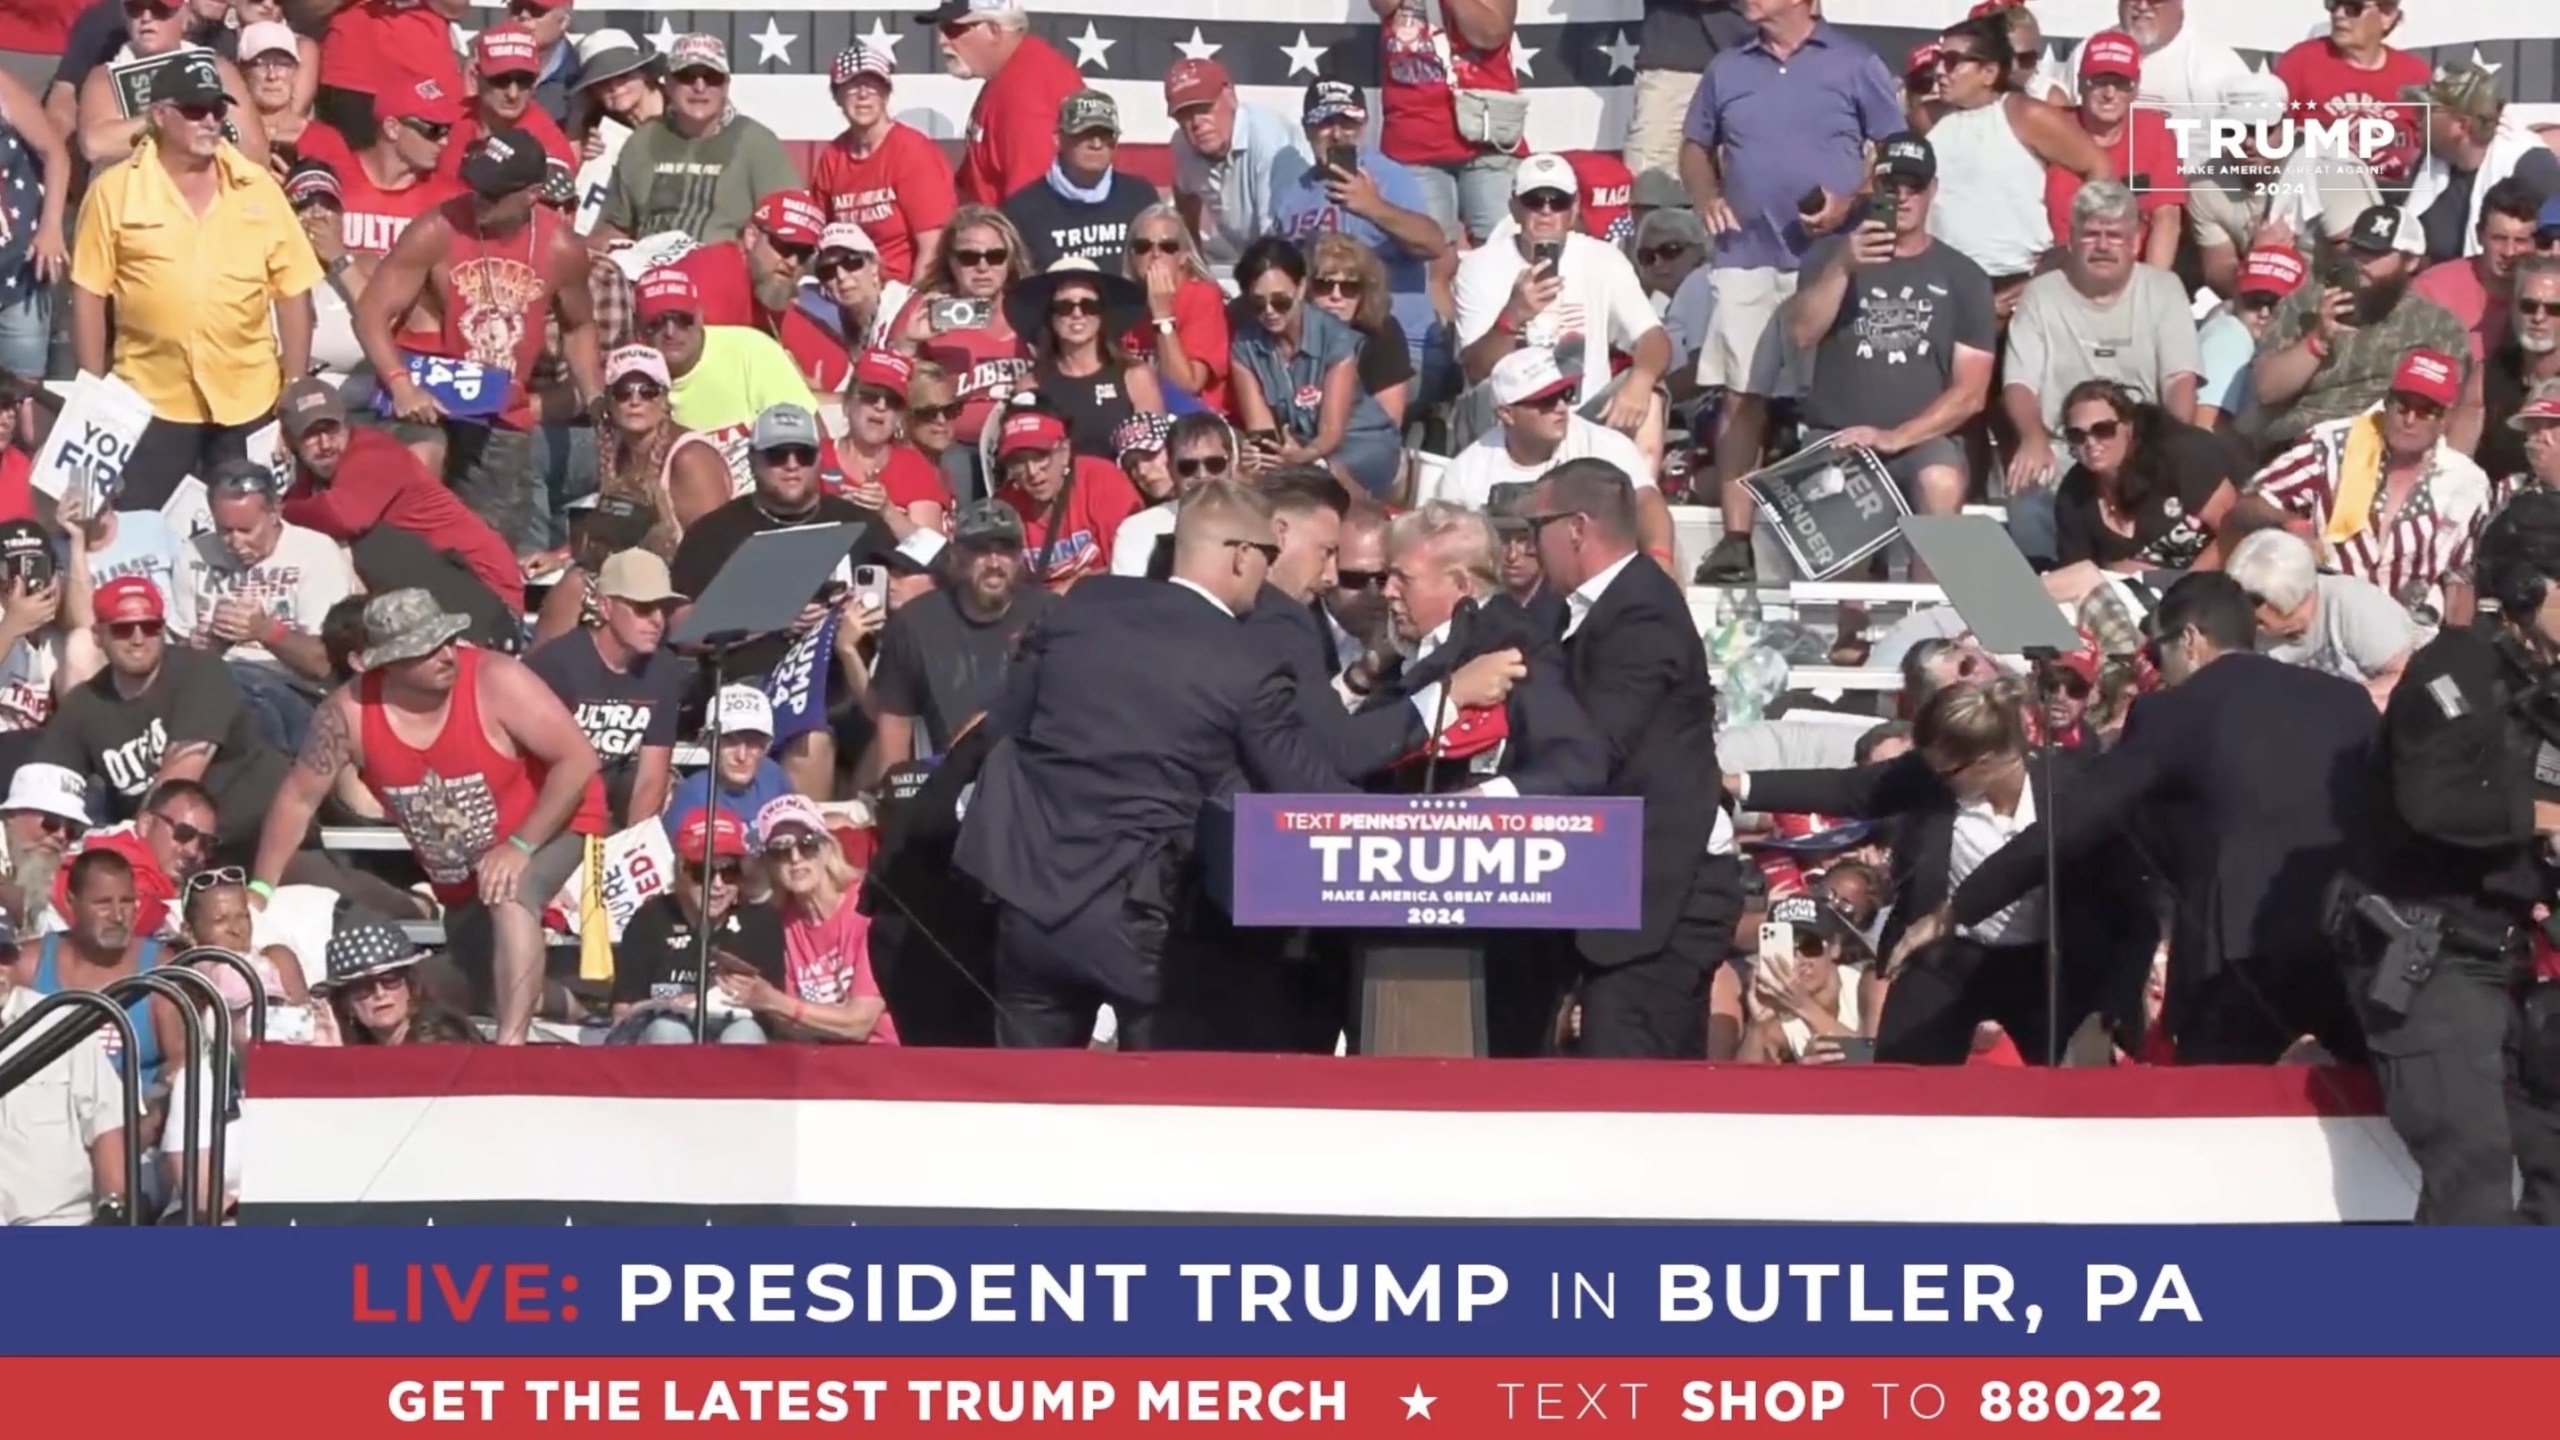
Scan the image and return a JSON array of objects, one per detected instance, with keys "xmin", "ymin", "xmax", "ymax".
[{"xmin": 1693, "ymin": 533, "xmax": 1757, "ymax": 585}]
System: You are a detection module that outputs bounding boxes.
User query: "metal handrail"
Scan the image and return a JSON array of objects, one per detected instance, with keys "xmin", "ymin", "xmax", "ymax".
[
  {"xmin": 148, "ymin": 962, "xmax": 242, "ymax": 1224},
  {"xmin": 102, "ymin": 975, "xmax": 203, "ymax": 1227},
  {"xmin": 170, "ymin": 947, "xmax": 268, "ymax": 1045},
  {"xmin": 0, "ymin": 991, "xmax": 144, "ymax": 1225}
]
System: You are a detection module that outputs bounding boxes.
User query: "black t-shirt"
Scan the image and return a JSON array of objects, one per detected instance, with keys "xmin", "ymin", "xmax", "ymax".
[
  {"xmin": 860, "ymin": 719, "xmax": 997, "ymax": 1048},
  {"xmin": 51, "ymin": 3, "xmax": 236, "ymax": 94},
  {"xmin": 999, "ymin": 172, "xmax": 1157, "ymax": 271},
  {"xmin": 43, "ymin": 648, "xmax": 289, "ymax": 847},
  {"xmin": 525, "ymin": 628, "xmax": 690, "ymax": 813},
  {"xmin": 2052, "ymin": 421, "xmax": 2241, "ymax": 574},
  {"xmin": 667, "ymin": 495, "xmax": 896, "ymax": 680},
  {"xmin": 869, "ymin": 584, "xmax": 1057, "ymax": 756},
  {"xmin": 2481, "ymin": 340, "xmax": 2536, "ymax": 487},
  {"xmin": 610, "ymin": 894, "xmax": 787, "ymax": 1007},
  {"xmin": 1356, "ymin": 315, "xmax": 1417, "ymax": 398}
]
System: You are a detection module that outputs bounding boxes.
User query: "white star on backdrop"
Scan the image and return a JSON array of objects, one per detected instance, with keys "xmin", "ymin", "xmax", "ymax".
[
  {"xmin": 1509, "ymin": 32, "xmax": 1539, "ymax": 79},
  {"xmin": 1174, "ymin": 25, "xmax": 1221, "ymax": 62},
  {"xmin": 1598, "ymin": 28, "xmax": 1639, "ymax": 77},
  {"xmin": 1280, "ymin": 29, "xmax": 1326, "ymax": 78},
  {"xmin": 1401, "ymin": 1387, "xmax": 1437, "ymax": 1420},
  {"xmin": 749, "ymin": 18, "xmax": 797, "ymax": 67},
  {"xmin": 858, "ymin": 17, "xmax": 900, "ymax": 66},
  {"xmin": 644, "ymin": 19, "xmax": 678, "ymax": 55},
  {"xmin": 2468, "ymin": 46, "xmax": 2503, "ymax": 76},
  {"xmin": 1069, "ymin": 21, "xmax": 1115, "ymax": 69}
]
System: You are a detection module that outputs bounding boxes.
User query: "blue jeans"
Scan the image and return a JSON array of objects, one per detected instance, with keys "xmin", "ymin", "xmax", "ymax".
[
  {"xmin": 1405, "ymin": 153, "xmax": 1520, "ymax": 245},
  {"xmin": 0, "ymin": 283, "xmax": 46, "ymax": 379},
  {"xmin": 635, "ymin": 1013, "xmax": 768, "ymax": 1045},
  {"xmin": 227, "ymin": 661, "xmax": 314, "ymax": 755},
  {"xmin": 2005, "ymin": 487, "xmax": 2060, "ymax": 567}
]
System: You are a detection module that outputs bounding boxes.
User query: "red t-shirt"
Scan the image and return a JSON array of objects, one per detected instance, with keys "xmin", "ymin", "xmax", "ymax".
[
  {"xmin": 850, "ymin": 444, "xmax": 950, "ymax": 513},
  {"xmin": 957, "ymin": 35, "xmax": 1084, "ymax": 207},
  {"xmin": 437, "ymin": 104, "xmax": 577, "ymax": 185},
  {"xmin": 2273, "ymin": 40, "xmax": 2432, "ymax": 188},
  {"xmin": 282, "ymin": 428, "xmax": 523, "ymax": 602},
  {"xmin": 299, "ymin": 127, "xmax": 460, "ymax": 257},
  {"xmin": 2044, "ymin": 108, "xmax": 2185, "ymax": 243},
  {"xmin": 808, "ymin": 123, "xmax": 958, "ymax": 284},
  {"xmin": 2411, "ymin": 256, "xmax": 2499, "ymax": 365},
  {"xmin": 1118, "ymin": 278, "xmax": 1232, "ymax": 415},
  {"xmin": 0, "ymin": 0, "xmax": 89, "ymax": 56},
  {"xmin": 668, "ymin": 240, "xmax": 762, "ymax": 330},
  {"xmin": 998, "ymin": 458, "xmax": 1144, "ymax": 588},
  {"xmin": 913, "ymin": 315, "xmax": 1033, "ymax": 445},
  {"xmin": 0, "ymin": 449, "xmax": 34, "ymax": 527},
  {"xmin": 319, "ymin": 3, "xmax": 466, "ymax": 100},
  {"xmin": 1378, "ymin": 0, "xmax": 1522, "ymax": 168}
]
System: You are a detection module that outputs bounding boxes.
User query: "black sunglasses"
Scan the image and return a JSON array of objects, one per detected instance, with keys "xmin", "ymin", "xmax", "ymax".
[
  {"xmin": 759, "ymin": 445, "xmax": 819, "ymax": 467},
  {"xmin": 34, "ymin": 814, "xmax": 80, "ymax": 838},
  {"xmin": 1225, "ymin": 538, "xmax": 1281, "ymax": 564},
  {"xmin": 690, "ymin": 859, "xmax": 744, "ymax": 885},
  {"xmin": 1050, "ymin": 297, "xmax": 1103, "ymax": 318},
  {"xmin": 2060, "ymin": 418, "xmax": 2123, "ymax": 448},
  {"xmin": 1336, "ymin": 568, "xmax": 1387, "ymax": 591},
  {"xmin": 610, "ymin": 379, "xmax": 664, "ymax": 402},
  {"xmin": 1312, "ymin": 276, "xmax": 1364, "ymax": 298},
  {"xmin": 1174, "ymin": 454, "xmax": 1231, "ymax": 478},
  {"xmin": 1517, "ymin": 189, "xmax": 1575, "ymax": 213},
  {"xmin": 764, "ymin": 834, "xmax": 827, "ymax": 860},
  {"xmin": 404, "ymin": 118, "xmax": 453, "ymax": 142},
  {"xmin": 671, "ymin": 68, "xmax": 727, "ymax": 87},
  {"xmin": 952, "ymin": 247, "xmax": 1009, "ymax": 268},
  {"xmin": 482, "ymin": 72, "xmax": 536, "ymax": 92},
  {"xmin": 1129, "ymin": 239, "xmax": 1184, "ymax": 257},
  {"xmin": 816, "ymin": 253, "xmax": 872, "ymax": 280},
  {"xmin": 2521, "ymin": 299, "xmax": 2560, "ymax": 318},
  {"xmin": 854, "ymin": 387, "xmax": 906, "ymax": 410},
  {"xmin": 1637, "ymin": 244, "xmax": 1693, "ymax": 264},
  {"xmin": 107, "ymin": 619, "xmax": 163, "ymax": 639},
  {"xmin": 1520, "ymin": 509, "xmax": 1582, "ymax": 535},
  {"xmin": 1249, "ymin": 293, "xmax": 1295, "ymax": 315},
  {"xmin": 151, "ymin": 811, "xmax": 214, "ymax": 847},
  {"xmin": 909, "ymin": 402, "xmax": 963, "ymax": 424}
]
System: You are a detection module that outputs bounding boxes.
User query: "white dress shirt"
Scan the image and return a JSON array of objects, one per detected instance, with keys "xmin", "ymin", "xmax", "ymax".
[
  {"xmin": 1561, "ymin": 551, "xmax": 1638, "ymax": 640},
  {"xmin": 1170, "ymin": 577, "xmax": 1233, "ymax": 619},
  {"xmin": 1949, "ymin": 782, "xmax": 2045, "ymax": 947}
]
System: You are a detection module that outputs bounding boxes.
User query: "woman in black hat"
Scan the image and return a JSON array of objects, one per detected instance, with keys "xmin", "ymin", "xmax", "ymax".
[
  {"xmin": 315, "ymin": 918, "xmax": 478, "ymax": 1046},
  {"xmin": 1005, "ymin": 257, "xmax": 1162, "ymax": 463}
]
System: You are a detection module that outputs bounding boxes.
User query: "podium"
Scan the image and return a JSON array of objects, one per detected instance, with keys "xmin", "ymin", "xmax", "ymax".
[{"xmin": 1204, "ymin": 793, "xmax": 1644, "ymax": 1058}]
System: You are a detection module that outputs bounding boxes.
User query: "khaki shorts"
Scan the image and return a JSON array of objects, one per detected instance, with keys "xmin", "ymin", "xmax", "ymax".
[
  {"xmin": 1697, "ymin": 267, "xmax": 1802, "ymax": 398},
  {"xmin": 1624, "ymin": 69, "xmax": 1702, "ymax": 183}
]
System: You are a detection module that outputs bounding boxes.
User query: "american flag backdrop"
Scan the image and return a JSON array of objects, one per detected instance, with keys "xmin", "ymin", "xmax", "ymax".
[{"xmin": 481, "ymin": 0, "xmax": 2560, "ymax": 154}]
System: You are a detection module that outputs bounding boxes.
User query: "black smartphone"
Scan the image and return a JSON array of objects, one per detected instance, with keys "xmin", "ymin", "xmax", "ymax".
[
  {"xmin": 1864, "ymin": 187, "xmax": 1900, "ymax": 235},
  {"xmin": 1822, "ymin": 1035, "xmax": 1879, "ymax": 1065},
  {"xmin": 1326, "ymin": 143, "xmax": 1359, "ymax": 178},
  {"xmin": 1248, "ymin": 429, "xmax": 1283, "ymax": 452},
  {"xmin": 1531, "ymin": 239, "xmax": 1563, "ymax": 274},
  {"xmin": 2320, "ymin": 249, "xmax": 2362, "ymax": 293},
  {"xmin": 1797, "ymin": 186, "xmax": 1827, "ymax": 216}
]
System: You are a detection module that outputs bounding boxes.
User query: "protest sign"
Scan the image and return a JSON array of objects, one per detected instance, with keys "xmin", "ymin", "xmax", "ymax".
[
  {"xmin": 547, "ymin": 819, "xmax": 677, "ymax": 942},
  {"xmin": 1740, "ymin": 440, "xmax": 1908, "ymax": 583},
  {"xmin": 1228, "ymin": 794, "xmax": 1643, "ymax": 930},
  {"xmin": 29, "ymin": 372, "xmax": 154, "ymax": 507}
]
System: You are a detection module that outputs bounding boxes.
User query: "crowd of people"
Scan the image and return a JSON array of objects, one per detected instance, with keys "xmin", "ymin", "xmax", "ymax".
[{"xmin": 0, "ymin": 0, "xmax": 2557, "ymax": 1224}]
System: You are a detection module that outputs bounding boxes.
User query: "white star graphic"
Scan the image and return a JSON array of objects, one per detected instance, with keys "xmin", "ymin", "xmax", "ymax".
[
  {"xmin": 1068, "ymin": 21, "xmax": 1114, "ymax": 70},
  {"xmin": 1174, "ymin": 25, "xmax": 1221, "ymax": 63},
  {"xmin": 2468, "ymin": 46, "xmax": 2504, "ymax": 76},
  {"xmin": 1598, "ymin": 27, "xmax": 1638, "ymax": 78},
  {"xmin": 748, "ymin": 18, "xmax": 796, "ymax": 67},
  {"xmin": 858, "ymin": 17, "xmax": 900, "ymax": 67},
  {"xmin": 1401, "ymin": 1387, "xmax": 1437, "ymax": 1420},
  {"xmin": 1509, "ymin": 32, "xmax": 1539, "ymax": 79},
  {"xmin": 1279, "ymin": 28, "xmax": 1326, "ymax": 78},
  {"xmin": 643, "ymin": 19, "xmax": 678, "ymax": 55}
]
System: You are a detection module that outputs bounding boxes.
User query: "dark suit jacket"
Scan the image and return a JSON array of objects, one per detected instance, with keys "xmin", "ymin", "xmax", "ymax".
[
  {"xmin": 1558, "ymin": 556, "xmax": 1726, "ymax": 966},
  {"xmin": 1747, "ymin": 747, "xmax": 2160, "ymax": 1032},
  {"xmin": 1366, "ymin": 594, "xmax": 1608, "ymax": 796},
  {"xmin": 1950, "ymin": 652, "xmax": 2377, "ymax": 979},
  {"xmin": 956, "ymin": 577, "xmax": 1355, "ymax": 927},
  {"xmin": 1245, "ymin": 583, "xmax": 1428, "ymax": 782}
]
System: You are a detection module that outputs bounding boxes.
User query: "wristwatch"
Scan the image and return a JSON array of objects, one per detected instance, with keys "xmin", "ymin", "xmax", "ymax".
[{"xmin": 1152, "ymin": 317, "xmax": 1178, "ymax": 335}]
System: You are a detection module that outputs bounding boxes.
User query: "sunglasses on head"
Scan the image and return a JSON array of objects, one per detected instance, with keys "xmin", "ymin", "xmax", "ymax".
[
  {"xmin": 854, "ymin": 387, "xmax": 905, "ymax": 410},
  {"xmin": 952, "ymin": 247, "xmax": 1009, "ymax": 268},
  {"xmin": 2061, "ymin": 418, "xmax": 2123, "ymax": 448},
  {"xmin": 1249, "ymin": 292, "xmax": 1295, "ymax": 315},
  {"xmin": 909, "ymin": 402, "xmax": 962, "ymax": 424},
  {"xmin": 1050, "ymin": 296, "xmax": 1104, "ymax": 318},
  {"xmin": 816, "ymin": 253, "xmax": 871, "ymax": 280},
  {"xmin": 1174, "ymin": 454, "xmax": 1231, "ymax": 478},
  {"xmin": 760, "ymin": 444, "xmax": 819, "ymax": 468},
  {"xmin": 610, "ymin": 379, "xmax": 665, "ymax": 403},
  {"xmin": 107, "ymin": 619, "xmax": 163, "ymax": 640},
  {"xmin": 1129, "ymin": 239, "xmax": 1184, "ymax": 257},
  {"xmin": 183, "ymin": 865, "xmax": 248, "ymax": 898},
  {"xmin": 1312, "ymin": 275, "xmax": 1364, "ymax": 298},
  {"xmin": 1517, "ymin": 189, "xmax": 1575, "ymax": 214},
  {"xmin": 1336, "ymin": 568, "xmax": 1387, "ymax": 591},
  {"xmin": 765, "ymin": 833, "xmax": 827, "ymax": 860},
  {"xmin": 150, "ymin": 811, "xmax": 213, "ymax": 847}
]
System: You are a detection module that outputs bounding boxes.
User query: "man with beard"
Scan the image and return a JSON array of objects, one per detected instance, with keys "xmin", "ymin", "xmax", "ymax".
[
  {"xmin": 666, "ymin": 189, "xmax": 830, "ymax": 338},
  {"xmin": 860, "ymin": 501, "xmax": 1055, "ymax": 788},
  {"xmin": 356, "ymin": 128, "xmax": 604, "ymax": 555},
  {"xmin": 0, "ymin": 764, "xmax": 89, "ymax": 932},
  {"xmin": 2253, "ymin": 205, "xmax": 2474, "ymax": 453},
  {"xmin": 1324, "ymin": 501, "xmax": 1393, "ymax": 679},
  {"xmin": 12, "ymin": 850, "xmax": 176, "ymax": 1097},
  {"xmin": 2477, "ymin": 257, "xmax": 2560, "ymax": 488}
]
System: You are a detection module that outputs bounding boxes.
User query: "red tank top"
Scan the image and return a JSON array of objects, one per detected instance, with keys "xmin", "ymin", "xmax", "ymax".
[
  {"xmin": 420, "ymin": 199, "xmax": 562, "ymax": 430},
  {"xmin": 357, "ymin": 646, "xmax": 607, "ymax": 903}
]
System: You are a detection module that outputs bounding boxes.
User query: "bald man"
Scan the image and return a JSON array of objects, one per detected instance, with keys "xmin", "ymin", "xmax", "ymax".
[{"xmin": 955, "ymin": 480, "xmax": 1355, "ymax": 1050}]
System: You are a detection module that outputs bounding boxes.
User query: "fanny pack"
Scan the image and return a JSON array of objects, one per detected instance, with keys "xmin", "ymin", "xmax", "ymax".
[{"xmin": 1452, "ymin": 89, "xmax": 1529, "ymax": 150}]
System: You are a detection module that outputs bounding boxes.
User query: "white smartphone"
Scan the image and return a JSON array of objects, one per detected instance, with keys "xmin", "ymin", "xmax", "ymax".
[
  {"xmin": 853, "ymin": 564, "xmax": 889, "ymax": 612},
  {"xmin": 1754, "ymin": 922, "xmax": 1797, "ymax": 999}
]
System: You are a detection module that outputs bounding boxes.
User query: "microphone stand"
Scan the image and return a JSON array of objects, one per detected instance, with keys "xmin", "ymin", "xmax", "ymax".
[
  {"xmin": 691, "ymin": 630, "xmax": 757, "ymax": 1045},
  {"xmin": 2022, "ymin": 645, "xmax": 2064, "ymax": 1067}
]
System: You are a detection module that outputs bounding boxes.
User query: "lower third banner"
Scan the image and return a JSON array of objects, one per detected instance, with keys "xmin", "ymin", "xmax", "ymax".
[{"xmin": 1225, "ymin": 794, "xmax": 1644, "ymax": 930}]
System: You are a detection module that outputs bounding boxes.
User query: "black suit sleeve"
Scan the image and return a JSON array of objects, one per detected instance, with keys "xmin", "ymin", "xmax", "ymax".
[
  {"xmin": 1745, "ymin": 752, "xmax": 1947, "ymax": 819},
  {"xmin": 1238, "ymin": 658, "xmax": 1359, "ymax": 795},
  {"xmin": 2383, "ymin": 634, "xmax": 2536, "ymax": 849},
  {"xmin": 1503, "ymin": 668, "xmax": 1608, "ymax": 795},
  {"xmin": 1248, "ymin": 600, "xmax": 1424, "ymax": 780},
  {"xmin": 1949, "ymin": 699, "xmax": 2187, "ymax": 926},
  {"xmin": 983, "ymin": 619, "xmax": 1048, "ymax": 741},
  {"xmin": 1575, "ymin": 605, "xmax": 1700, "ymax": 765}
]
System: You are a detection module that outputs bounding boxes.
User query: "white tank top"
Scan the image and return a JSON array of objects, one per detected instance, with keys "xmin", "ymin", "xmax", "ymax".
[{"xmin": 1924, "ymin": 99, "xmax": 2053, "ymax": 278}]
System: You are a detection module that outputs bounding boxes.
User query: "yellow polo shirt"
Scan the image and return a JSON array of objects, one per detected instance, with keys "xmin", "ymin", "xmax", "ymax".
[{"xmin": 70, "ymin": 138, "xmax": 323, "ymax": 427}]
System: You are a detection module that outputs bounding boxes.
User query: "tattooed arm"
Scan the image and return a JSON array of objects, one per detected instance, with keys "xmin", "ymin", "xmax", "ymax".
[{"xmin": 252, "ymin": 687, "xmax": 361, "ymax": 897}]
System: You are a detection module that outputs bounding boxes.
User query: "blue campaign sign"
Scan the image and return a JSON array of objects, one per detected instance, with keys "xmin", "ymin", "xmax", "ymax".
[
  {"xmin": 762, "ymin": 611, "xmax": 839, "ymax": 746},
  {"xmin": 1228, "ymin": 795, "xmax": 1643, "ymax": 930},
  {"xmin": 372, "ymin": 353, "xmax": 516, "ymax": 422},
  {"xmin": 0, "ymin": 1227, "xmax": 2556, "ymax": 1357}
]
